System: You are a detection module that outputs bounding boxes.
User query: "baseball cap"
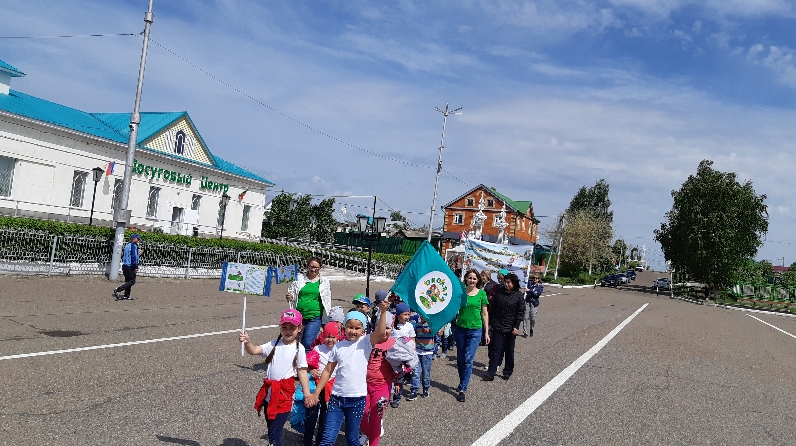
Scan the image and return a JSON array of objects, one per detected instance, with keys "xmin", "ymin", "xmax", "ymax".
[
  {"xmin": 352, "ymin": 294, "xmax": 371, "ymax": 306},
  {"xmin": 374, "ymin": 289, "xmax": 389, "ymax": 304},
  {"xmin": 395, "ymin": 303, "xmax": 411, "ymax": 315},
  {"xmin": 130, "ymin": 233, "xmax": 140, "ymax": 240},
  {"xmin": 280, "ymin": 309, "xmax": 302, "ymax": 326}
]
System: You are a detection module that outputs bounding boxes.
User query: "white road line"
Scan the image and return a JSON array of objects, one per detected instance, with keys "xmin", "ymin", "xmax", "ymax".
[
  {"xmin": 0, "ymin": 324, "xmax": 278, "ymax": 361},
  {"xmin": 747, "ymin": 314, "xmax": 796, "ymax": 339},
  {"xmin": 542, "ymin": 292, "xmax": 562, "ymax": 297},
  {"xmin": 472, "ymin": 303, "xmax": 649, "ymax": 446}
]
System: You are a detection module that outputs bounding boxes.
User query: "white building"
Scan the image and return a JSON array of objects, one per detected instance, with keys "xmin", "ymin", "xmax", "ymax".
[{"xmin": 0, "ymin": 58, "xmax": 274, "ymax": 240}]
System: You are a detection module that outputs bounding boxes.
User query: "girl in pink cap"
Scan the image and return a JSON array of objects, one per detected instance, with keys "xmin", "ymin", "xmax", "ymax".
[{"xmin": 239, "ymin": 309, "xmax": 312, "ymax": 446}]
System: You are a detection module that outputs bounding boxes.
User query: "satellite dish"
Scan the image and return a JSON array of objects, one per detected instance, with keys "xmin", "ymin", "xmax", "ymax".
[{"xmin": 341, "ymin": 205, "xmax": 347, "ymax": 215}]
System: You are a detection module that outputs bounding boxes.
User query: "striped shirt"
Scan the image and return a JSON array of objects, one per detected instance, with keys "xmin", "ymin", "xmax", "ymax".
[{"xmin": 413, "ymin": 320, "xmax": 435, "ymax": 355}]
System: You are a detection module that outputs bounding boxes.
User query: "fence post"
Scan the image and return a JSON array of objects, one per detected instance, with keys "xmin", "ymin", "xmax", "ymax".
[
  {"xmin": 14, "ymin": 200, "xmax": 19, "ymax": 217},
  {"xmin": 185, "ymin": 248, "xmax": 193, "ymax": 279},
  {"xmin": 237, "ymin": 251, "xmax": 241, "ymax": 263},
  {"xmin": 48, "ymin": 236, "xmax": 58, "ymax": 277}
]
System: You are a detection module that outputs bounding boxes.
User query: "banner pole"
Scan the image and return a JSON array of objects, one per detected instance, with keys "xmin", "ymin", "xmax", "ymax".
[{"xmin": 241, "ymin": 293, "xmax": 247, "ymax": 356}]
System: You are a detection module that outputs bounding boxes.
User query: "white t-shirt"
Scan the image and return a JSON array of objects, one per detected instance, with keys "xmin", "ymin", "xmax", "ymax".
[
  {"xmin": 260, "ymin": 339, "xmax": 308, "ymax": 401},
  {"xmin": 392, "ymin": 322, "xmax": 416, "ymax": 340},
  {"xmin": 328, "ymin": 335, "xmax": 372, "ymax": 397},
  {"xmin": 313, "ymin": 343, "xmax": 336, "ymax": 378}
]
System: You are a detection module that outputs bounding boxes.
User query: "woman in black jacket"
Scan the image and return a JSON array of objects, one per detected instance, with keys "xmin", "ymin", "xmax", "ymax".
[{"xmin": 484, "ymin": 273, "xmax": 525, "ymax": 381}]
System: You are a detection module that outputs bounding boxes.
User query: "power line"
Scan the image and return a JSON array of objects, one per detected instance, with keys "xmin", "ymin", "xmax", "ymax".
[
  {"xmin": 0, "ymin": 33, "xmax": 136, "ymax": 39},
  {"xmin": 146, "ymin": 36, "xmax": 469, "ymax": 185}
]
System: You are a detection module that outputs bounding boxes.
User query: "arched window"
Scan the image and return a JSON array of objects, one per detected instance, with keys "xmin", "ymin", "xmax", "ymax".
[{"xmin": 174, "ymin": 130, "xmax": 186, "ymax": 155}]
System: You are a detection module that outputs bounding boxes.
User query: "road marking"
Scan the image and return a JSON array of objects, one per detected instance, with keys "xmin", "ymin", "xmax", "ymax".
[
  {"xmin": 747, "ymin": 314, "xmax": 796, "ymax": 339},
  {"xmin": 0, "ymin": 324, "xmax": 278, "ymax": 361},
  {"xmin": 542, "ymin": 292, "xmax": 562, "ymax": 297},
  {"xmin": 472, "ymin": 303, "xmax": 649, "ymax": 446}
]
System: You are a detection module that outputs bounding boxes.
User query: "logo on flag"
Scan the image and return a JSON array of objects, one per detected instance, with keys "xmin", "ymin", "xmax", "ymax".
[{"xmin": 391, "ymin": 241, "xmax": 464, "ymax": 333}]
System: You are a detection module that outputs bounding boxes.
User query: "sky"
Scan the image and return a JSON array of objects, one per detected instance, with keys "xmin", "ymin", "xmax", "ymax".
[{"xmin": 2, "ymin": 0, "xmax": 795, "ymax": 271}]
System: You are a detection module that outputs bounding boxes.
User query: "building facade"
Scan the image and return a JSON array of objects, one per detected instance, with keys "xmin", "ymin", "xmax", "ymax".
[
  {"xmin": 0, "ymin": 59, "xmax": 273, "ymax": 240},
  {"xmin": 441, "ymin": 184, "xmax": 539, "ymax": 250}
]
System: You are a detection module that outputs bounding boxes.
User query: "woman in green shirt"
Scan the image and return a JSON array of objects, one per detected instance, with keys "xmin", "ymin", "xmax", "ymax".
[
  {"xmin": 286, "ymin": 257, "xmax": 332, "ymax": 350},
  {"xmin": 453, "ymin": 269, "xmax": 490, "ymax": 403}
]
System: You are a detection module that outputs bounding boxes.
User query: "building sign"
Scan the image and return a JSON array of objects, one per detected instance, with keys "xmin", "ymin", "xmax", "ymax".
[{"xmin": 132, "ymin": 159, "xmax": 229, "ymax": 194}]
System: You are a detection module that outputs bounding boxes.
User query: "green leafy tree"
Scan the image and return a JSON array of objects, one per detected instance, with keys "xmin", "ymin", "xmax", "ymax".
[
  {"xmin": 654, "ymin": 160, "xmax": 768, "ymax": 292},
  {"xmin": 568, "ymin": 179, "xmax": 613, "ymax": 224},
  {"xmin": 780, "ymin": 262, "xmax": 796, "ymax": 287},
  {"xmin": 612, "ymin": 239, "xmax": 628, "ymax": 267},
  {"xmin": 561, "ymin": 210, "xmax": 614, "ymax": 274},
  {"xmin": 262, "ymin": 193, "xmax": 336, "ymax": 241},
  {"xmin": 390, "ymin": 210, "xmax": 409, "ymax": 230}
]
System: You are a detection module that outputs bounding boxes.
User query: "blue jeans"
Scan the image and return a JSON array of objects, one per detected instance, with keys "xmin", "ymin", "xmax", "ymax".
[
  {"xmin": 261, "ymin": 401, "xmax": 290, "ymax": 446},
  {"xmin": 453, "ymin": 325, "xmax": 482, "ymax": 393},
  {"xmin": 301, "ymin": 316, "xmax": 322, "ymax": 351},
  {"xmin": 411, "ymin": 354, "xmax": 433, "ymax": 392},
  {"xmin": 318, "ymin": 395, "xmax": 366, "ymax": 446}
]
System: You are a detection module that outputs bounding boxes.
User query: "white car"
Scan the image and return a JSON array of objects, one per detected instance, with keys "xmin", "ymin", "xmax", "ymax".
[
  {"xmin": 635, "ymin": 265, "xmax": 644, "ymax": 271},
  {"xmin": 654, "ymin": 278, "xmax": 671, "ymax": 291}
]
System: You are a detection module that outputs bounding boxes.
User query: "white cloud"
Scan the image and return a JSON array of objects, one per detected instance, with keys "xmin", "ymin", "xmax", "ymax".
[{"xmin": 746, "ymin": 44, "xmax": 796, "ymax": 87}]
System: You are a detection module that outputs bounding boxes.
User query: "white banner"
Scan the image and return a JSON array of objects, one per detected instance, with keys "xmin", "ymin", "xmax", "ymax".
[{"xmin": 464, "ymin": 238, "xmax": 535, "ymax": 287}]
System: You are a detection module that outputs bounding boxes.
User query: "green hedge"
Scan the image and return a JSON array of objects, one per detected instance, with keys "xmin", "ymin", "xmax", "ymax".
[{"xmin": 0, "ymin": 216, "xmax": 409, "ymax": 265}]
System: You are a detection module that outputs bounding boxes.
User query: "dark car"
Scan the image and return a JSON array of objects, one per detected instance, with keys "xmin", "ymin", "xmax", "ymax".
[
  {"xmin": 624, "ymin": 270, "xmax": 636, "ymax": 280},
  {"xmin": 600, "ymin": 274, "xmax": 620, "ymax": 287}
]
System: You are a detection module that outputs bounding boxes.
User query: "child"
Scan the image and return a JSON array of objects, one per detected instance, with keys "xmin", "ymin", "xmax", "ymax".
[
  {"xmin": 352, "ymin": 294, "xmax": 374, "ymax": 334},
  {"xmin": 307, "ymin": 300, "xmax": 391, "ymax": 446},
  {"xmin": 411, "ymin": 315, "xmax": 436, "ymax": 398},
  {"xmin": 390, "ymin": 303, "xmax": 415, "ymax": 407},
  {"xmin": 239, "ymin": 309, "xmax": 312, "ymax": 446},
  {"xmin": 303, "ymin": 322, "xmax": 340, "ymax": 446},
  {"xmin": 360, "ymin": 311, "xmax": 396, "ymax": 446}
]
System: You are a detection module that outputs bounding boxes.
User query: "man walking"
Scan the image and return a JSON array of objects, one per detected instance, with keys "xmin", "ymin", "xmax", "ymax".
[{"xmin": 113, "ymin": 234, "xmax": 140, "ymax": 301}]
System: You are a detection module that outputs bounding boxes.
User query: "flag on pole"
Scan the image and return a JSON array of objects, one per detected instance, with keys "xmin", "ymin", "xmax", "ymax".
[
  {"xmin": 390, "ymin": 241, "xmax": 465, "ymax": 334},
  {"xmin": 106, "ymin": 161, "xmax": 115, "ymax": 176}
]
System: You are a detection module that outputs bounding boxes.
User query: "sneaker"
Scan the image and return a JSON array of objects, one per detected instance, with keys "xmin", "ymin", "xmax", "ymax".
[
  {"xmin": 390, "ymin": 394, "xmax": 401, "ymax": 408},
  {"xmin": 359, "ymin": 433, "xmax": 369, "ymax": 446},
  {"xmin": 406, "ymin": 391, "xmax": 418, "ymax": 401},
  {"xmin": 482, "ymin": 374, "xmax": 495, "ymax": 381},
  {"xmin": 456, "ymin": 391, "xmax": 466, "ymax": 402},
  {"xmin": 441, "ymin": 352, "xmax": 447, "ymax": 359},
  {"xmin": 501, "ymin": 374, "xmax": 511, "ymax": 380},
  {"xmin": 112, "ymin": 290, "xmax": 120, "ymax": 300},
  {"xmin": 529, "ymin": 329, "xmax": 534, "ymax": 337},
  {"xmin": 421, "ymin": 388, "xmax": 429, "ymax": 398},
  {"xmin": 123, "ymin": 297, "xmax": 134, "ymax": 300},
  {"xmin": 522, "ymin": 332, "xmax": 528, "ymax": 338}
]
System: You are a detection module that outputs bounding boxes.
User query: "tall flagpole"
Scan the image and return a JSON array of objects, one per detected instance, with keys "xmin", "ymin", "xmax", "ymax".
[
  {"xmin": 109, "ymin": 1, "xmax": 154, "ymax": 280},
  {"xmin": 427, "ymin": 104, "xmax": 461, "ymax": 244}
]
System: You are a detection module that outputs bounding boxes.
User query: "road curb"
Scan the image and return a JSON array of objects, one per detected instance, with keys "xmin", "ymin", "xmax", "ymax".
[{"xmin": 541, "ymin": 283, "xmax": 594, "ymax": 289}]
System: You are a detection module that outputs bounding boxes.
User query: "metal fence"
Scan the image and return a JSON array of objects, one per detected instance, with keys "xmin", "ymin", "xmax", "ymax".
[{"xmin": 0, "ymin": 228, "xmax": 405, "ymax": 280}]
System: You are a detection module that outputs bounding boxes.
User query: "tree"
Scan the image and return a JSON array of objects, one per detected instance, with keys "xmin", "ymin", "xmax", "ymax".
[
  {"xmin": 612, "ymin": 239, "xmax": 628, "ymax": 268},
  {"xmin": 561, "ymin": 210, "xmax": 614, "ymax": 274},
  {"xmin": 654, "ymin": 160, "xmax": 768, "ymax": 292},
  {"xmin": 780, "ymin": 262, "xmax": 796, "ymax": 287},
  {"xmin": 261, "ymin": 192, "xmax": 336, "ymax": 241},
  {"xmin": 568, "ymin": 179, "xmax": 613, "ymax": 224},
  {"xmin": 390, "ymin": 210, "xmax": 410, "ymax": 230}
]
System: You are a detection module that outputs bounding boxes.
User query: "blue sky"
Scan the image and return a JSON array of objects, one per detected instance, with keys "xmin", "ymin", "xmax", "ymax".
[{"xmin": 2, "ymin": 0, "xmax": 796, "ymax": 270}]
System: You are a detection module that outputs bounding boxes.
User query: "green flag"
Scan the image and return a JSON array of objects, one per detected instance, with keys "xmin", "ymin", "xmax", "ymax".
[{"xmin": 390, "ymin": 241, "xmax": 465, "ymax": 334}]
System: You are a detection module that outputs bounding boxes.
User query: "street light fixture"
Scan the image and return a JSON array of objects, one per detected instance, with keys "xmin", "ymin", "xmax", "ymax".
[
  {"xmin": 357, "ymin": 214, "xmax": 386, "ymax": 298},
  {"xmin": 89, "ymin": 167, "xmax": 104, "ymax": 226},
  {"xmin": 219, "ymin": 193, "xmax": 230, "ymax": 239}
]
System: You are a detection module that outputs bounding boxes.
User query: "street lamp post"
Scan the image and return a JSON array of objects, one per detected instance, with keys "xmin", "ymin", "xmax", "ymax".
[
  {"xmin": 219, "ymin": 193, "xmax": 230, "ymax": 239},
  {"xmin": 357, "ymin": 213, "xmax": 386, "ymax": 298},
  {"xmin": 89, "ymin": 167, "xmax": 104, "ymax": 226}
]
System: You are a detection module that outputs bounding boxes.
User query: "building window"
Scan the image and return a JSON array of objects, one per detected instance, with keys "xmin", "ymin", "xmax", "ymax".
[
  {"xmin": 111, "ymin": 179, "xmax": 123, "ymax": 210},
  {"xmin": 493, "ymin": 215, "xmax": 501, "ymax": 226},
  {"xmin": 0, "ymin": 155, "xmax": 15, "ymax": 197},
  {"xmin": 174, "ymin": 130, "xmax": 186, "ymax": 155},
  {"xmin": 217, "ymin": 199, "xmax": 226, "ymax": 227},
  {"xmin": 69, "ymin": 170, "xmax": 88, "ymax": 207},
  {"xmin": 487, "ymin": 199, "xmax": 494, "ymax": 207},
  {"xmin": 466, "ymin": 198, "xmax": 474, "ymax": 207},
  {"xmin": 241, "ymin": 205, "xmax": 251, "ymax": 232},
  {"xmin": 453, "ymin": 213, "xmax": 464, "ymax": 225},
  {"xmin": 146, "ymin": 186, "xmax": 160, "ymax": 218},
  {"xmin": 191, "ymin": 194, "xmax": 201, "ymax": 211}
]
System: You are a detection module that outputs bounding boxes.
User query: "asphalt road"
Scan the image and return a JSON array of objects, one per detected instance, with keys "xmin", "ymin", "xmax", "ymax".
[{"xmin": 1, "ymin": 271, "xmax": 795, "ymax": 445}]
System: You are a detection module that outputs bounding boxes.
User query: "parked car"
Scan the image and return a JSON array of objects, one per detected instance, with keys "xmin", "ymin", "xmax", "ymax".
[
  {"xmin": 635, "ymin": 265, "xmax": 644, "ymax": 271},
  {"xmin": 654, "ymin": 277, "xmax": 671, "ymax": 291},
  {"xmin": 616, "ymin": 273, "xmax": 630, "ymax": 284},
  {"xmin": 601, "ymin": 274, "xmax": 621, "ymax": 287},
  {"xmin": 624, "ymin": 270, "xmax": 636, "ymax": 280}
]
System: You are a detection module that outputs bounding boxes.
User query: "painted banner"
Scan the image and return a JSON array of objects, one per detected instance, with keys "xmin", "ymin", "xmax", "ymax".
[
  {"xmin": 391, "ymin": 241, "xmax": 465, "ymax": 334},
  {"xmin": 464, "ymin": 238, "xmax": 535, "ymax": 287},
  {"xmin": 276, "ymin": 265, "xmax": 298, "ymax": 284},
  {"xmin": 220, "ymin": 262, "xmax": 270, "ymax": 295}
]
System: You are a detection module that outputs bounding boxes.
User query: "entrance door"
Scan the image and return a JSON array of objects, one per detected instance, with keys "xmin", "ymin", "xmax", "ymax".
[{"xmin": 171, "ymin": 207, "xmax": 184, "ymax": 235}]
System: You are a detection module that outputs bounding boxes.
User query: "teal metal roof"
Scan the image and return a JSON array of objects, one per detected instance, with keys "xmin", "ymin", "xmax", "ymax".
[
  {"xmin": 0, "ymin": 59, "xmax": 25, "ymax": 77},
  {"xmin": 0, "ymin": 89, "xmax": 273, "ymax": 185}
]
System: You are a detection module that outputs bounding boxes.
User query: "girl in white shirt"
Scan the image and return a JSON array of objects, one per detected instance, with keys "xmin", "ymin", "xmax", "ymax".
[
  {"xmin": 239, "ymin": 309, "xmax": 312, "ymax": 446},
  {"xmin": 307, "ymin": 300, "xmax": 391, "ymax": 446}
]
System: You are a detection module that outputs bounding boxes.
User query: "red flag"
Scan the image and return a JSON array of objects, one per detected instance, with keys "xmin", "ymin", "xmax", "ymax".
[{"xmin": 106, "ymin": 161, "xmax": 115, "ymax": 176}]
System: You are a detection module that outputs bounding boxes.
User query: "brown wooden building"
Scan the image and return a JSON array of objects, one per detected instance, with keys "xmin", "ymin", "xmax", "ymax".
[{"xmin": 441, "ymin": 184, "xmax": 539, "ymax": 251}]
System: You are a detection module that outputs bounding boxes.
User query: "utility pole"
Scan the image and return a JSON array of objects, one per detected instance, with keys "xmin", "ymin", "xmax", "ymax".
[
  {"xmin": 109, "ymin": 1, "xmax": 154, "ymax": 280},
  {"xmin": 427, "ymin": 104, "xmax": 461, "ymax": 244},
  {"xmin": 543, "ymin": 214, "xmax": 564, "ymax": 278},
  {"xmin": 553, "ymin": 217, "xmax": 564, "ymax": 280}
]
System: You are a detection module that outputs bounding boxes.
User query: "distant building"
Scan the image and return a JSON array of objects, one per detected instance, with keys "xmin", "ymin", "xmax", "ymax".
[
  {"xmin": 441, "ymin": 184, "xmax": 539, "ymax": 250},
  {"xmin": 0, "ymin": 58, "xmax": 273, "ymax": 239}
]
